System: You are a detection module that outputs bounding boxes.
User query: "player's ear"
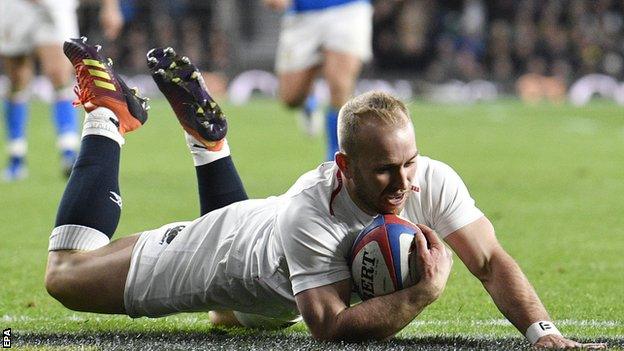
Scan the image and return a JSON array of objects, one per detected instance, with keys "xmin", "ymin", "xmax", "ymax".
[{"xmin": 335, "ymin": 152, "xmax": 353, "ymax": 179}]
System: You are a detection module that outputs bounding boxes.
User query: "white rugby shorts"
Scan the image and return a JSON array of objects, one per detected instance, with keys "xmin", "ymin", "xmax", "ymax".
[
  {"xmin": 123, "ymin": 201, "xmax": 301, "ymax": 328},
  {"xmin": 123, "ymin": 218, "xmax": 230, "ymax": 318},
  {"xmin": 0, "ymin": 0, "xmax": 78, "ymax": 56},
  {"xmin": 275, "ymin": 1, "xmax": 373, "ymax": 73}
]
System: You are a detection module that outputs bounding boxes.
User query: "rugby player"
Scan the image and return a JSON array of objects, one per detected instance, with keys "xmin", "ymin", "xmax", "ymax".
[
  {"xmin": 44, "ymin": 38, "xmax": 603, "ymax": 349},
  {"xmin": 264, "ymin": 0, "xmax": 372, "ymax": 160},
  {"xmin": 0, "ymin": 0, "xmax": 122, "ymax": 180}
]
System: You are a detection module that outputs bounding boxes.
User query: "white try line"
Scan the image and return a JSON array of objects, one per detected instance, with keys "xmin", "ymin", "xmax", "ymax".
[
  {"xmin": 2, "ymin": 315, "xmax": 622, "ymax": 328},
  {"xmin": 408, "ymin": 319, "xmax": 623, "ymax": 328}
]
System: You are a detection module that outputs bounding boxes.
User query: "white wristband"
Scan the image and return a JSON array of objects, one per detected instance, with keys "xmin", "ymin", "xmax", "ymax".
[{"xmin": 525, "ymin": 321, "xmax": 562, "ymax": 344}]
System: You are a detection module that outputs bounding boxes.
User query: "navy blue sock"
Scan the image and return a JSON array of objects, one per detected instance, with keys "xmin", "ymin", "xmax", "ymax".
[
  {"xmin": 55, "ymin": 135, "xmax": 122, "ymax": 237},
  {"xmin": 196, "ymin": 156, "xmax": 248, "ymax": 216}
]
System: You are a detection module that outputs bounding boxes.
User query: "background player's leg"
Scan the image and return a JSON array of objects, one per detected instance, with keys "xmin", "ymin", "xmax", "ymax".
[
  {"xmin": 147, "ymin": 48, "xmax": 248, "ymax": 216},
  {"xmin": 37, "ymin": 44, "xmax": 79, "ymax": 177},
  {"xmin": 277, "ymin": 67, "xmax": 319, "ymax": 109},
  {"xmin": 2, "ymin": 55, "xmax": 34, "ymax": 181},
  {"xmin": 278, "ymin": 67, "xmax": 325, "ymax": 138},
  {"xmin": 322, "ymin": 50, "xmax": 363, "ymax": 161}
]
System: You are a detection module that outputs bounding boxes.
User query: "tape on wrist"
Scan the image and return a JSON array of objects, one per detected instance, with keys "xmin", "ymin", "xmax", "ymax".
[{"xmin": 525, "ymin": 321, "xmax": 562, "ymax": 344}]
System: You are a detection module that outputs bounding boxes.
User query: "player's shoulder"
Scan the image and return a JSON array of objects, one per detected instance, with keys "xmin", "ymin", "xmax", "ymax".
[
  {"xmin": 278, "ymin": 162, "xmax": 337, "ymax": 219},
  {"xmin": 284, "ymin": 162, "xmax": 336, "ymax": 199},
  {"xmin": 415, "ymin": 155, "xmax": 465, "ymax": 191},
  {"xmin": 417, "ymin": 155, "xmax": 456, "ymax": 176}
]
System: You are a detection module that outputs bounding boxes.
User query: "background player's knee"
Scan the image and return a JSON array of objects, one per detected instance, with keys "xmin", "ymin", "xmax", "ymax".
[
  {"xmin": 37, "ymin": 44, "xmax": 74, "ymax": 89},
  {"xmin": 278, "ymin": 88, "xmax": 307, "ymax": 109},
  {"xmin": 277, "ymin": 69, "xmax": 318, "ymax": 108},
  {"xmin": 5, "ymin": 56, "xmax": 34, "ymax": 93}
]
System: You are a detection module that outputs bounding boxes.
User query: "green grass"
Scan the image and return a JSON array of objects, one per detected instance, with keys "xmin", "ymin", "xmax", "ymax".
[{"xmin": 1, "ymin": 99, "xmax": 623, "ymax": 348}]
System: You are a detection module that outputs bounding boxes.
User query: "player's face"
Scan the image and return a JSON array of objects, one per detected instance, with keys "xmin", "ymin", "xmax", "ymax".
[{"xmin": 348, "ymin": 120, "xmax": 418, "ymax": 215}]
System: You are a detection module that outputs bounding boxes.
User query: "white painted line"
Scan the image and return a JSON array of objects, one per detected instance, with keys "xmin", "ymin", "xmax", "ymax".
[
  {"xmin": 3, "ymin": 314, "xmax": 622, "ymax": 328},
  {"xmin": 408, "ymin": 319, "xmax": 623, "ymax": 328}
]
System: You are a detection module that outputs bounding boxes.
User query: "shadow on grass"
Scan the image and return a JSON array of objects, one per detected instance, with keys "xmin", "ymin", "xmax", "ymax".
[{"xmin": 16, "ymin": 331, "xmax": 623, "ymax": 350}]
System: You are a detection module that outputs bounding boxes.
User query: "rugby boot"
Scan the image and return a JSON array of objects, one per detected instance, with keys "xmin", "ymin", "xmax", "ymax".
[
  {"xmin": 63, "ymin": 37, "xmax": 149, "ymax": 134},
  {"xmin": 146, "ymin": 47, "xmax": 227, "ymax": 151},
  {"xmin": 2, "ymin": 156, "xmax": 27, "ymax": 182}
]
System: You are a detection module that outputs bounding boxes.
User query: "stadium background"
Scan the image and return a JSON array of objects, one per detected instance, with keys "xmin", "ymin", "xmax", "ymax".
[
  {"xmin": 3, "ymin": 1, "xmax": 624, "ymax": 104},
  {"xmin": 1, "ymin": 0, "xmax": 623, "ymax": 349},
  {"xmin": 72, "ymin": 0, "xmax": 624, "ymax": 102}
]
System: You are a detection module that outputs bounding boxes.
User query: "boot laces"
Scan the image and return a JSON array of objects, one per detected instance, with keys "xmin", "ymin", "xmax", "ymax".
[{"xmin": 71, "ymin": 64, "xmax": 97, "ymax": 107}]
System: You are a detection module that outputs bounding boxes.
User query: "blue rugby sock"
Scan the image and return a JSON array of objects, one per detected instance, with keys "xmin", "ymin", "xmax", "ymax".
[
  {"xmin": 303, "ymin": 94, "xmax": 318, "ymax": 116},
  {"xmin": 5, "ymin": 100, "xmax": 28, "ymax": 142},
  {"xmin": 325, "ymin": 107, "xmax": 339, "ymax": 161},
  {"xmin": 54, "ymin": 135, "xmax": 121, "ymax": 238},
  {"xmin": 53, "ymin": 99, "xmax": 78, "ymax": 136}
]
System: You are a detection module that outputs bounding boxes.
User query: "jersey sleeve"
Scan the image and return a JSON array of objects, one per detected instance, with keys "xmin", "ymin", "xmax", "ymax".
[
  {"xmin": 427, "ymin": 161, "xmax": 484, "ymax": 238},
  {"xmin": 277, "ymin": 194, "xmax": 352, "ymax": 295}
]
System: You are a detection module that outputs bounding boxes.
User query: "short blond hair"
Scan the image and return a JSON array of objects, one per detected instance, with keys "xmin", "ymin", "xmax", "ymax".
[{"xmin": 337, "ymin": 91, "xmax": 411, "ymax": 156}]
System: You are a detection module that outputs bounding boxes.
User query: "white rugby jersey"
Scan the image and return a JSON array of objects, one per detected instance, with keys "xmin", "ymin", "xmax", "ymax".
[
  {"xmin": 271, "ymin": 155, "xmax": 484, "ymax": 297},
  {"xmin": 125, "ymin": 156, "xmax": 483, "ymax": 319}
]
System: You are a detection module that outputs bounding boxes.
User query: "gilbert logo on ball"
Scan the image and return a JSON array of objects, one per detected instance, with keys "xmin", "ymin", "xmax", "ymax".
[{"xmin": 350, "ymin": 214, "xmax": 423, "ymax": 300}]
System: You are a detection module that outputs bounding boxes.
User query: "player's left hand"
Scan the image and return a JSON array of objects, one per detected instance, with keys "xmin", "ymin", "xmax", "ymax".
[{"xmin": 534, "ymin": 334, "xmax": 607, "ymax": 349}]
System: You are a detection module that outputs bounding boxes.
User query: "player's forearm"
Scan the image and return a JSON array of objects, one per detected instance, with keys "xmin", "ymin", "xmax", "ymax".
[
  {"xmin": 481, "ymin": 250, "xmax": 551, "ymax": 334},
  {"xmin": 321, "ymin": 283, "xmax": 437, "ymax": 341}
]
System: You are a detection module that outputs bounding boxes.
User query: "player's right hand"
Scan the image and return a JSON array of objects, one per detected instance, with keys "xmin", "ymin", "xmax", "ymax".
[
  {"xmin": 534, "ymin": 334, "xmax": 607, "ymax": 349},
  {"xmin": 412, "ymin": 224, "xmax": 453, "ymax": 301}
]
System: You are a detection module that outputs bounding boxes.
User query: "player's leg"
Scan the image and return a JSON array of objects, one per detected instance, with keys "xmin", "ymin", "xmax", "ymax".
[
  {"xmin": 277, "ymin": 67, "xmax": 319, "ymax": 109},
  {"xmin": 35, "ymin": 4, "xmax": 83, "ymax": 177},
  {"xmin": 147, "ymin": 49, "xmax": 249, "ymax": 326},
  {"xmin": 320, "ymin": 1, "xmax": 372, "ymax": 160},
  {"xmin": 36, "ymin": 43, "xmax": 80, "ymax": 177},
  {"xmin": 321, "ymin": 50, "xmax": 363, "ymax": 161},
  {"xmin": 0, "ymin": 0, "xmax": 39, "ymax": 181},
  {"xmin": 278, "ymin": 67, "xmax": 325, "ymax": 137},
  {"xmin": 147, "ymin": 48, "xmax": 247, "ymax": 216},
  {"xmin": 2, "ymin": 55, "xmax": 34, "ymax": 181},
  {"xmin": 274, "ymin": 10, "xmax": 325, "ymax": 137},
  {"xmin": 45, "ymin": 37, "xmax": 149, "ymax": 313}
]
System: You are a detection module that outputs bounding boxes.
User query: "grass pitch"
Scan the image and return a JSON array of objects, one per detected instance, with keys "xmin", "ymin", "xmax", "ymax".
[{"xmin": 1, "ymin": 99, "xmax": 623, "ymax": 349}]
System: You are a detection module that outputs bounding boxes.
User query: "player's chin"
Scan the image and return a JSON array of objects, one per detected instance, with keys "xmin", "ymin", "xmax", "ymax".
[{"xmin": 378, "ymin": 195, "xmax": 407, "ymax": 214}]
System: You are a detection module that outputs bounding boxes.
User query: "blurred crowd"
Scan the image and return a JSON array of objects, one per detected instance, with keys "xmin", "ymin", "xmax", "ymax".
[
  {"xmin": 78, "ymin": 0, "xmax": 228, "ymax": 73},
  {"xmin": 76, "ymin": 0, "xmax": 624, "ymax": 93},
  {"xmin": 374, "ymin": 0, "xmax": 624, "ymax": 91}
]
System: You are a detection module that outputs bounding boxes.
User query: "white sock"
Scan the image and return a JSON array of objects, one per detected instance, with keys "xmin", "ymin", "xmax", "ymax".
[
  {"xmin": 185, "ymin": 132, "xmax": 230, "ymax": 166},
  {"xmin": 49, "ymin": 224, "xmax": 110, "ymax": 251},
  {"xmin": 82, "ymin": 107, "xmax": 125, "ymax": 146},
  {"xmin": 57, "ymin": 132, "xmax": 79, "ymax": 151},
  {"xmin": 7, "ymin": 138, "xmax": 27, "ymax": 158}
]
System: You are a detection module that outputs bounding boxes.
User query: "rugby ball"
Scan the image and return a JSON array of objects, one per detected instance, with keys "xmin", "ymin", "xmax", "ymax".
[{"xmin": 350, "ymin": 214, "xmax": 423, "ymax": 300}]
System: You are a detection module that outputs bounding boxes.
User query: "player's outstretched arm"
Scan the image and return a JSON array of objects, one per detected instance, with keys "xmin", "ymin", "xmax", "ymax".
[
  {"xmin": 445, "ymin": 216, "xmax": 606, "ymax": 349},
  {"xmin": 295, "ymin": 227, "xmax": 453, "ymax": 341}
]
